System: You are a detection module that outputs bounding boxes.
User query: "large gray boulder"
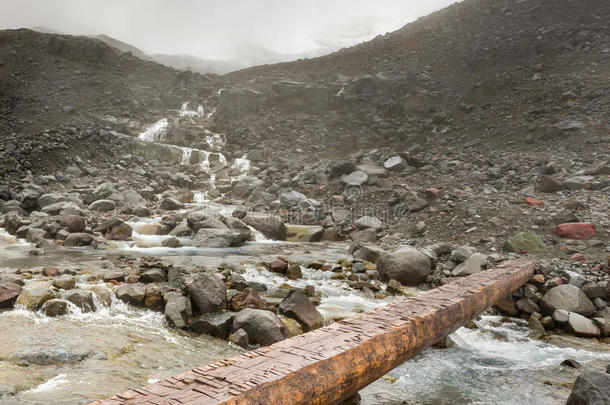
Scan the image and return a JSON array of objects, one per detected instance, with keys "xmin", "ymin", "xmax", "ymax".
[
  {"xmin": 192, "ymin": 228, "xmax": 245, "ymax": 248},
  {"xmin": 566, "ymin": 372, "xmax": 610, "ymax": 405},
  {"xmin": 243, "ymin": 213, "xmax": 286, "ymax": 240},
  {"xmin": 375, "ymin": 247, "xmax": 432, "ymax": 286},
  {"xmin": 541, "ymin": 285, "xmax": 596, "ymax": 316},
  {"xmin": 279, "ymin": 289, "xmax": 323, "ymax": 332},
  {"xmin": 566, "ymin": 312, "xmax": 601, "ymax": 338},
  {"xmin": 164, "ymin": 292, "xmax": 192, "ymax": 329},
  {"xmin": 89, "ymin": 199, "xmax": 116, "ymax": 212},
  {"xmin": 64, "ymin": 289, "xmax": 96, "ymax": 312},
  {"xmin": 191, "ymin": 312, "xmax": 235, "ymax": 338},
  {"xmin": 232, "ymin": 308, "xmax": 287, "ymax": 346},
  {"xmin": 186, "ymin": 272, "xmax": 227, "ymax": 313},
  {"xmin": 115, "ymin": 283, "xmax": 146, "ymax": 306}
]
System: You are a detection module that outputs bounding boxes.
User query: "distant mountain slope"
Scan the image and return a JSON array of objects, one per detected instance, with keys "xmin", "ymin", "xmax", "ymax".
[{"xmin": 152, "ymin": 53, "xmax": 240, "ymax": 75}]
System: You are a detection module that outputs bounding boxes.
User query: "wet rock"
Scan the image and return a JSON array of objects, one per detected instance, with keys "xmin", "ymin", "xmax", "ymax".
[
  {"xmin": 191, "ymin": 312, "xmax": 234, "ymax": 338},
  {"xmin": 140, "ymin": 268, "xmax": 167, "ymax": 283},
  {"xmin": 566, "ymin": 372, "xmax": 610, "ymax": 405},
  {"xmin": 386, "ymin": 279, "xmax": 402, "ymax": 295},
  {"xmin": 89, "ymin": 199, "xmax": 116, "ymax": 212},
  {"xmin": 279, "ymin": 289, "xmax": 323, "ymax": 332},
  {"xmin": 103, "ymin": 271, "xmax": 124, "ymax": 282},
  {"xmin": 0, "ymin": 282, "xmax": 21, "ymax": 308},
  {"xmin": 593, "ymin": 318, "xmax": 610, "ymax": 337},
  {"xmin": 516, "ymin": 298, "xmax": 541, "ymax": 314},
  {"xmin": 192, "ymin": 228, "xmax": 245, "ymax": 248},
  {"xmin": 349, "ymin": 241, "xmax": 385, "ymax": 262},
  {"xmin": 536, "ymin": 175, "xmax": 562, "ymax": 193},
  {"xmin": 553, "ymin": 223, "xmax": 596, "ymax": 240},
  {"xmin": 187, "ymin": 210, "xmax": 227, "ymax": 232},
  {"xmin": 161, "ymin": 237, "xmax": 182, "ymax": 248},
  {"xmin": 52, "ymin": 275, "xmax": 76, "ymax": 290},
  {"xmin": 281, "ymin": 316, "xmax": 303, "ymax": 337},
  {"xmin": 64, "ymin": 289, "xmax": 96, "ymax": 312},
  {"xmin": 144, "ymin": 284, "xmax": 165, "ymax": 310},
  {"xmin": 232, "ymin": 308, "xmax": 287, "ymax": 346},
  {"xmin": 503, "ymin": 231, "xmax": 546, "ymax": 252},
  {"xmin": 164, "ymin": 292, "xmax": 192, "ymax": 328},
  {"xmin": 16, "ymin": 288, "xmax": 56, "ymax": 310},
  {"xmin": 63, "ymin": 232, "xmax": 94, "ymax": 247},
  {"xmin": 229, "ymin": 328, "xmax": 249, "ymax": 348},
  {"xmin": 95, "ymin": 219, "xmax": 132, "ymax": 240},
  {"xmin": 169, "ymin": 220, "xmax": 193, "ymax": 237},
  {"xmin": 186, "ymin": 272, "xmax": 227, "ymax": 313},
  {"xmin": 243, "ymin": 213, "xmax": 286, "ymax": 240},
  {"xmin": 26, "ymin": 228, "xmax": 47, "ymax": 243},
  {"xmin": 541, "ymin": 285, "xmax": 596, "ymax": 316},
  {"xmin": 284, "ymin": 225, "xmax": 324, "ymax": 242},
  {"xmin": 115, "ymin": 283, "xmax": 146, "ymax": 306},
  {"xmin": 16, "ymin": 347, "xmax": 92, "ymax": 365},
  {"xmin": 62, "ymin": 215, "xmax": 86, "ymax": 232},
  {"xmin": 42, "ymin": 299, "xmax": 70, "ymax": 317},
  {"xmin": 42, "ymin": 267, "xmax": 60, "ymax": 277},
  {"xmin": 452, "ymin": 253, "xmax": 487, "ymax": 276},
  {"xmin": 160, "ymin": 198, "xmax": 184, "ymax": 210},
  {"xmin": 286, "ymin": 263, "xmax": 302, "ymax": 280},
  {"xmin": 566, "ymin": 313, "xmax": 601, "ymax": 337},
  {"xmin": 230, "ymin": 288, "xmax": 267, "ymax": 311},
  {"xmin": 376, "ymin": 247, "xmax": 432, "ymax": 286},
  {"xmin": 269, "ymin": 259, "xmax": 288, "ymax": 274}
]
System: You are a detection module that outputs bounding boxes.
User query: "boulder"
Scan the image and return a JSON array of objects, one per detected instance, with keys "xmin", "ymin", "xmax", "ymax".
[
  {"xmin": 52, "ymin": 275, "xmax": 76, "ymax": 290},
  {"xmin": 62, "ymin": 215, "xmax": 86, "ymax": 233},
  {"xmin": 63, "ymin": 233, "xmax": 94, "ymax": 247},
  {"xmin": 279, "ymin": 289, "xmax": 323, "ymax": 332},
  {"xmin": 375, "ymin": 248, "xmax": 432, "ymax": 286},
  {"xmin": 140, "ymin": 268, "xmax": 167, "ymax": 283},
  {"xmin": 89, "ymin": 199, "xmax": 116, "ymax": 212},
  {"xmin": 452, "ymin": 253, "xmax": 487, "ymax": 276},
  {"xmin": 169, "ymin": 220, "xmax": 193, "ymax": 237},
  {"xmin": 341, "ymin": 171, "xmax": 368, "ymax": 186},
  {"xmin": 95, "ymin": 219, "xmax": 133, "ymax": 241},
  {"xmin": 284, "ymin": 225, "xmax": 324, "ymax": 242},
  {"xmin": 566, "ymin": 372, "xmax": 610, "ymax": 405},
  {"xmin": 232, "ymin": 308, "xmax": 287, "ymax": 346},
  {"xmin": 16, "ymin": 288, "xmax": 56, "ymax": 310},
  {"xmin": 159, "ymin": 198, "xmax": 184, "ymax": 211},
  {"xmin": 230, "ymin": 288, "xmax": 267, "ymax": 311},
  {"xmin": 384, "ymin": 156, "xmax": 406, "ymax": 171},
  {"xmin": 164, "ymin": 292, "xmax": 192, "ymax": 328},
  {"xmin": 229, "ymin": 328, "xmax": 249, "ymax": 348},
  {"xmin": 503, "ymin": 231, "xmax": 546, "ymax": 252},
  {"xmin": 192, "ymin": 228, "xmax": 245, "ymax": 248},
  {"xmin": 566, "ymin": 313, "xmax": 601, "ymax": 337},
  {"xmin": 115, "ymin": 283, "xmax": 146, "ymax": 306},
  {"xmin": 541, "ymin": 285, "xmax": 596, "ymax": 316},
  {"xmin": 553, "ymin": 223, "xmax": 596, "ymax": 240},
  {"xmin": 329, "ymin": 161, "xmax": 357, "ymax": 178},
  {"xmin": 64, "ymin": 289, "xmax": 96, "ymax": 312},
  {"xmin": 537, "ymin": 175, "xmax": 562, "ymax": 193},
  {"xmin": 243, "ymin": 213, "xmax": 286, "ymax": 240},
  {"xmin": 349, "ymin": 241, "xmax": 385, "ymax": 262},
  {"xmin": 161, "ymin": 237, "xmax": 182, "ymax": 248},
  {"xmin": 449, "ymin": 246, "xmax": 475, "ymax": 263},
  {"xmin": 42, "ymin": 299, "xmax": 70, "ymax": 317},
  {"xmin": 354, "ymin": 216, "xmax": 382, "ymax": 231},
  {"xmin": 0, "ymin": 282, "xmax": 21, "ymax": 308},
  {"xmin": 186, "ymin": 272, "xmax": 227, "ymax": 313},
  {"xmin": 191, "ymin": 312, "xmax": 234, "ymax": 338}
]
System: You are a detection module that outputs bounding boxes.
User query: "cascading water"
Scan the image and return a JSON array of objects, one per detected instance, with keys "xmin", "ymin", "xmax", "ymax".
[{"xmin": 137, "ymin": 118, "xmax": 168, "ymax": 142}]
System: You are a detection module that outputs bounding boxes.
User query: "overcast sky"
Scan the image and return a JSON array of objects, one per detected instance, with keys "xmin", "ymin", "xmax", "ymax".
[{"xmin": 1, "ymin": 0, "xmax": 456, "ymax": 65}]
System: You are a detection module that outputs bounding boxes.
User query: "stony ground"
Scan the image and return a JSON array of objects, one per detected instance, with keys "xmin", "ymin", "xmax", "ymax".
[{"xmin": 0, "ymin": 0, "xmax": 609, "ymax": 402}]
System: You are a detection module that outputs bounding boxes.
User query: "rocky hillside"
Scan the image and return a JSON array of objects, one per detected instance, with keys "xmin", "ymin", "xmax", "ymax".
[
  {"xmin": 214, "ymin": 0, "xmax": 610, "ymax": 157},
  {"xmin": 0, "ymin": 28, "xmax": 220, "ymax": 179}
]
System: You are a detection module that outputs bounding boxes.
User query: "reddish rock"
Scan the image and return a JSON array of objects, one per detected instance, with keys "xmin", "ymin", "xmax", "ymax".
[
  {"xmin": 0, "ymin": 282, "xmax": 22, "ymax": 308},
  {"xmin": 126, "ymin": 275, "xmax": 140, "ymax": 283},
  {"xmin": 230, "ymin": 288, "xmax": 267, "ymax": 311},
  {"xmin": 571, "ymin": 253, "xmax": 586, "ymax": 262},
  {"xmin": 553, "ymin": 223, "xmax": 596, "ymax": 240},
  {"xmin": 42, "ymin": 267, "xmax": 60, "ymax": 277},
  {"xmin": 269, "ymin": 260, "xmax": 288, "ymax": 274},
  {"xmin": 524, "ymin": 197, "xmax": 544, "ymax": 207},
  {"xmin": 425, "ymin": 188, "xmax": 441, "ymax": 200}
]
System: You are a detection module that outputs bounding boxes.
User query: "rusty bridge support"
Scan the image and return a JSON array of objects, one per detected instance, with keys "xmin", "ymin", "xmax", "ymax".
[{"xmin": 95, "ymin": 260, "xmax": 535, "ymax": 405}]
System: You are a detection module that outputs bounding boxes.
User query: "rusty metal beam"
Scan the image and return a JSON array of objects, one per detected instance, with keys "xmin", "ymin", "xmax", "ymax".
[{"xmin": 93, "ymin": 260, "xmax": 535, "ymax": 405}]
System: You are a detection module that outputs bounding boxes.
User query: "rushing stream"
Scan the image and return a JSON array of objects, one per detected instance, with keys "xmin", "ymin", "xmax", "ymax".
[{"xmin": 1, "ymin": 104, "xmax": 608, "ymax": 404}]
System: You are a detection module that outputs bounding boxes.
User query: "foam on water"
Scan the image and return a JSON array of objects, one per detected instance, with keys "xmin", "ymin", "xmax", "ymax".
[
  {"xmin": 25, "ymin": 373, "xmax": 70, "ymax": 394},
  {"xmin": 138, "ymin": 118, "xmax": 168, "ymax": 142}
]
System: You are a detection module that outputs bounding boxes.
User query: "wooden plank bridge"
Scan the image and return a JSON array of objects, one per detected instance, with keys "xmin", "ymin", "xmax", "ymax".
[{"xmin": 93, "ymin": 260, "xmax": 535, "ymax": 405}]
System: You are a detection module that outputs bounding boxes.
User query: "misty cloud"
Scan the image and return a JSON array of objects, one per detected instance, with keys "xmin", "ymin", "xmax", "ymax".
[{"xmin": 0, "ymin": 0, "xmax": 456, "ymax": 67}]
